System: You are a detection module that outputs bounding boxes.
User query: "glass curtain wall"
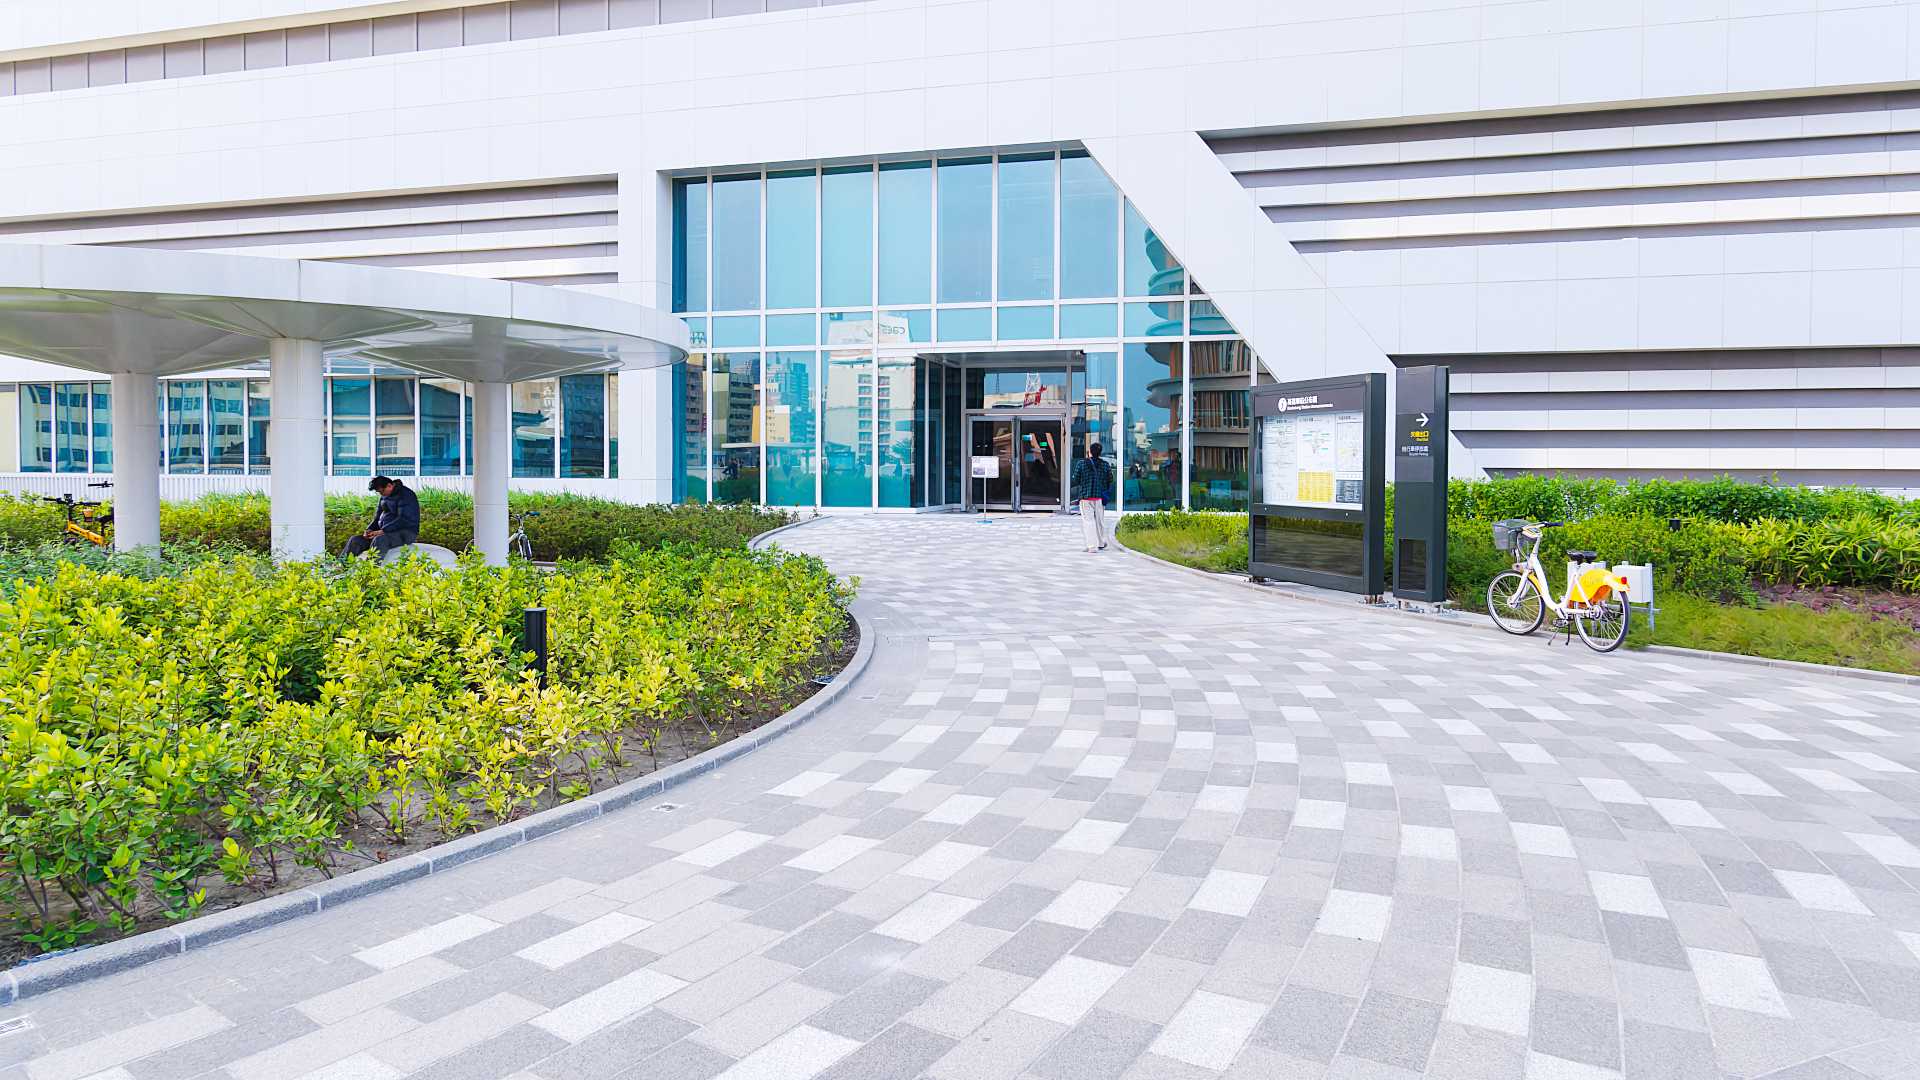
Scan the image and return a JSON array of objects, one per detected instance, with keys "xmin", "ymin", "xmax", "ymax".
[
  {"xmin": 0, "ymin": 370, "xmax": 618, "ymax": 480},
  {"xmin": 670, "ymin": 148, "xmax": 1259, "ymax": 512}
]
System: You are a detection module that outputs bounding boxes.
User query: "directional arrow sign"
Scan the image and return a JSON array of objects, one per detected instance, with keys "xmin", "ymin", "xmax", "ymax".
[{"xmin": 1416, "ymin": 412, "xmax": 1429, "ymax": 427}]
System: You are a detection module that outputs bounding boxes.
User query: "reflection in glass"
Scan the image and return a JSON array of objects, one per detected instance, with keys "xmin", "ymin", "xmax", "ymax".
[
  {"xmin": 767, "ymin": 313, "xmax": 815, "ymax": 346},
  {"xmin": 1122, "ymin": 342, "xmax": 1182, "ymax": 510},
  {"xmin": 1124, "ymin": 301, "xmax": 1185, "ymax": 337},
  {"xmin": 712, "ymin": 315, "xmax": 760, "ymax": 348},
  {"xmin": 712, "ymin": 174, "xmax": 761, "ymax": 311},
  {"xmin": 998, "ymin": 153, "xmax": 1054, "ymax": 301},
  {"xmin": 943, "ymin": 364, "xmax": 962, "ymax": 504},
  {"xmin": 94, "ymin": 381, "xmax": 114, "ymax": 472},
  {"xmin": 560, "ymin": 374, "xmax": 606, "ymax": 478},
  {"xmin": 765, "ymin": 351, "xmax": 817, "ymax": 505},
  {"xmin": 1074, "ymin": 350, "xmax": 1120, "ymax": 486},
  {"xmin": 608, "ymin": 373, "xmax": 619, "ymax": 479},
  {"xmin": 420, "ymin": 379, "xmax": 461, "ymax": 476},
  {"xmin": 822, "ymin": 349, "xmax": 872, "ymax": 507},
  {"xmin": 1060, "ymin": 303, "xmax": 1117, "ymax": 339},
  {"xmin": 675, "ymin": 354, "xmax": 709, "ymax": 503},
  {"xmin": 672, "ymin": 178, "xmax": 707, "ymax": 313},
  {"xmin": 766, "ymin": 170, "xmax": 816, "ymax": 310},
  {"xmin": 937, "ymin": 158, "xmax": 992, "ymax": 303},
  {"xmin": 373, "ymin": 377, "xmax": 416, "ymax": 475},
  {"xmin": 167, "ymin": 381, "xmax": 207, "ymax": 474},
  {"xmin": 1191, "ymin": 299, "xmax": 1235, "ymax": 336},
  {"xmin": 997, "ymin": 305, "xmax": 1052, "ymax": 341},
  {"xmin": 1188, "ymin": 339, "xmax": 1253, "ymax": 510},
  {"xmin": 1061, "ymin": 151, "xmax": 1119, "ymax": 298},
  {"xmin": 55, "ymin": 382, "xmax": 89, "ymax": 473},
  {"xmin": 328, "ymin": 377, "xmax": 370, "ymax": 475},
  {"xmin": 713, "ymin": 353, "xmax": 761, "ymax": 503},
  {"xmin": 17, "ymin": 384, "xmax": 51, "ymax": 473},
  {"xmin": 512, "ymin": 380, "xmax": 557, "ymax": 478},
  {"xmin": 923, "ymin": 363, "xmax": 943, "ymax": 505},
  {"xmin": 937, "ymin": 307, "xmax": 991, "ymax": 342},
  {"xmin": 1123, "ymin": 200, "xmax": 1185, "ymax": 297},
  {"xmin": 822, "ymin": 165, "xmax": 873, "ymax": 308},
  {"xmin": 208, "ymin": 379, "xmax": 247, "ymax": 474},
  {"xmin": 878, "ymin": 162, "xmax": 931, "ymax": 306},
  {"xmin": 979, "ymin": 369, "xmax": 1067, "ymax": 408},
  {"xmin": 877, "ymin": 353, "xmax": 920, "ymax": 507}
]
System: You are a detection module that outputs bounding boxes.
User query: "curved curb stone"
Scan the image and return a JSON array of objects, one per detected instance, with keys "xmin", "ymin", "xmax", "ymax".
[
  {"xmin": 1111, "ymin": 529, "xmax": 1920, "ymax": 686},
  {"xmin": 0, "ymin": 602, "xmax": 876, "ymax": 1006}
]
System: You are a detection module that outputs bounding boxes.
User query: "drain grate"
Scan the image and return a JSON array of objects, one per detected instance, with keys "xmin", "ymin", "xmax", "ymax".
[{"xmin": 0, "ymin": 1017, "xmax": 34, "ymax": 1037}]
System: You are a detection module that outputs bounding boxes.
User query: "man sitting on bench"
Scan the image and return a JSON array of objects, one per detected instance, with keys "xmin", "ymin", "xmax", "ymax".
[{"xmin": 343, "ymin": 475, "xmax": 420, "ymax": 560}]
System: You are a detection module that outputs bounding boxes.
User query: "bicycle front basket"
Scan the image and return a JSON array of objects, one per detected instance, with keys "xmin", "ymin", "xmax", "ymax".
[{"xmin": 1492, "ymin": 519, "xmax": 1528, "ymax": 553}]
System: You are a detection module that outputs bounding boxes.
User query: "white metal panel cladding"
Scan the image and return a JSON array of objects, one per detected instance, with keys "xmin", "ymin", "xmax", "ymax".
[{"xmin": 0, "ymin": 181, "xmax": 619, "ymax": 287}]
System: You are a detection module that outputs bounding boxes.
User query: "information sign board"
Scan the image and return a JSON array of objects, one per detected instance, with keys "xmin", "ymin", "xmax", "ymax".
[
  {"xmin": 1249, "ymin": 374, "xmax": 1385, "ymax": 595},
  {"xmin": 1392, "ymin": 365, "xmax": 1450, "ymax": 602}
]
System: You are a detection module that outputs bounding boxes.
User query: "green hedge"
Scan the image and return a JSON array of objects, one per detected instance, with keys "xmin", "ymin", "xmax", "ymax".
[
  {"xmin": 2, "ymin": 492, "xmax": 792, "ymax": 560},
  {"xmin": 1448, "ymin": 474, "xmax": 1919, "ymax": 525},
  {"xmin": 0, "ymin": 547, "xmax": 850, "ymax": 950}
]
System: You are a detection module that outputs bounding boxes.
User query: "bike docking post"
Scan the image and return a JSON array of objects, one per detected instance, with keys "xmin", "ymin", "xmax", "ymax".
[{"xmin": 522, "ymin": 606, "xmax": 549, "ymax": 688}]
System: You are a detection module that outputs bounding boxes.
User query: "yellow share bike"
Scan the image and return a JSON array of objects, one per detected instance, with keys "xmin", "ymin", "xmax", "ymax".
[
  {"xmin": 41, "ymin": 481, "xmax": 115, "ymax": 548},
  {"xmin": 1486, "ymin": 518, "xmax": 1633, "ymax": 653}
]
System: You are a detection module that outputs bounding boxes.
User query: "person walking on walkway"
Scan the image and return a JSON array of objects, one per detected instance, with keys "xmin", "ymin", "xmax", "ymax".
[
  {"xmin": 342, "ymin": 475, "xmax": 420, "ymax": 559},
  {"xmin": 1071, "ymin": 442, "xmax": 1114, "ymax": 552}
]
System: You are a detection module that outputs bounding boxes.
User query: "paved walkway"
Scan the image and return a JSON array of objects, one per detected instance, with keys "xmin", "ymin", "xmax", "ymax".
[{"xmin": 7, "ymin": 515, "xmax": 1920, "ymax": 1080}]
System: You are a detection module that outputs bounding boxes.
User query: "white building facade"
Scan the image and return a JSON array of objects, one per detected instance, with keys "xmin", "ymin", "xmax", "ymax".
[{"xmin": 3, "ymin": 0, "xmax": 1918, "ymax": 506}]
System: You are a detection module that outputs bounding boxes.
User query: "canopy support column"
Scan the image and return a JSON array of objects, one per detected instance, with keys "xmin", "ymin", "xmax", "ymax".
[
  {"xmin": 472, "ymin": 381, "xmax": 510, "ymax": 566},
  {"xmin": 109, "ymin": 372, "xmax": 160, "ymax": 551},
  {"xmin": 268, "ymin": 338, "xmax": 326, "ymax": 561}
]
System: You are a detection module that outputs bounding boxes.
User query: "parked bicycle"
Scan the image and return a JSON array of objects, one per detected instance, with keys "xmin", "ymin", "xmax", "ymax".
[
  {"xmin": 40, "ymin": 481, "xmax": 115, "ymax": 548},
  {"xmin": 505, "ymin": 509, "xmax": 539, "ymax": 560},
  {"xmin": 1486, "ymin": 519, "xmax": 1633, "ymax": 652}
]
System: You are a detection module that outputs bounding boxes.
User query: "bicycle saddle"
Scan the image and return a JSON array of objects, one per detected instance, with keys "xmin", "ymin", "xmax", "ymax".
[{"xmin": 1566, "ymin": 549, "xmax": 1599, "ymax": 562}]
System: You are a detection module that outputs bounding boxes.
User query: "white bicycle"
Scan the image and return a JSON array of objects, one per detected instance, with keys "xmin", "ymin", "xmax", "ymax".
[
  {"xmin": 505, "ymin": 509, "xmax": 539, "ymax": 560},
  {"xmin": 1486, "ymin": 519, "xmax": 1633, "ymax": 653}
]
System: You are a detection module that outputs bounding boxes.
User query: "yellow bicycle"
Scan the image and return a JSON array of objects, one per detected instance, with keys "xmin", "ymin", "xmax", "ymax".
[
  {"xmin": 41, "ymin": 481, "xmax": 114, "ymax": 548},
  {"xmin": 1486, "ymin": 519, "xmax": 1632, "ymax": 652}
]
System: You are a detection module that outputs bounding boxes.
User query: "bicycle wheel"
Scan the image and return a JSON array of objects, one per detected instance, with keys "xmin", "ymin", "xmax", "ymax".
[
  {"xmin": 514, "ymin": 534, "xmax": 533, "ymax": 560},
  {"xmin": 1575, "ymin": 594, "xmax": 1630, "ymax": 653},
  {"xmin": 1486, "ymin": 571, "xmax": 1546, "ymax": 635}
]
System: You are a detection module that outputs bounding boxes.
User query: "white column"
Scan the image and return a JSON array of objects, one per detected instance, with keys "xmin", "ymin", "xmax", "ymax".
[
  {"xmin": 617, "ymin": 364, "xmax": 674, "ymax": 505},
  {"xmin": 109, "ymin": 371, "xmax": 160, "ymax": 551},
  {"xmin": 472, "ymin": 381, "xmax": 510, "ymax": 566},
  {"xmin": 268, "ymin": 338, "xmax": 326, "ymax": 561}
]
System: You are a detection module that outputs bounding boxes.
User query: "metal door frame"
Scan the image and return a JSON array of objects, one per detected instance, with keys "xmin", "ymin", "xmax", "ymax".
[{"xmin": 965, "ymin": 407, "xmax": 1068, "ymax": 513}]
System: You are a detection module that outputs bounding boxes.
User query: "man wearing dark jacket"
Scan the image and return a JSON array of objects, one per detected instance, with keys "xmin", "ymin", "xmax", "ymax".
[{"xmin": 342, "ymin": 476, "xmax": 420, "ymax": 559}]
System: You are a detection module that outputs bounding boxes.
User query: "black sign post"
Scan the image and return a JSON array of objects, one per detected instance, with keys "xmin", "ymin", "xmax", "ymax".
[
  {"xmin": 1392, "ymin": 365, "xmax": 1450, "ymax": 603},
  {"xmin": 1248, "ymin": 373, "xmax": 1385, "ymax": 596}
]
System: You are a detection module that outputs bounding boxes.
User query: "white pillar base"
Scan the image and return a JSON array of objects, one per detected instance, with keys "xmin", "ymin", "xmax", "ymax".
[
  {"xmin": 472, "ymin": 381, "xmax": 510, "ymax": 566},
  {"xmin": 268, "ymin": 338, "xmax": 326, "ymax": 561},
  {"xmin": 109, "ymin": 372, "xmax": 160, "ymax": 551}
]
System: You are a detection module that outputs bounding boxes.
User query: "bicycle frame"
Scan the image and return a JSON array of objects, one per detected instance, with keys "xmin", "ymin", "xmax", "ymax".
[
  {"xmin": 44, "ymin": 494, "xmax": 112, "ymax": 547},
  {"xmin": 1508, "ymin": 531, "xmax": 1629, "ymax": 618}
]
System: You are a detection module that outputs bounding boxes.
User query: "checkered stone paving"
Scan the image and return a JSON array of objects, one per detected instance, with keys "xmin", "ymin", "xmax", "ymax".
[{"xmin": 6, "ymin": 514, "xmax": 1920, "ymax": 1080}]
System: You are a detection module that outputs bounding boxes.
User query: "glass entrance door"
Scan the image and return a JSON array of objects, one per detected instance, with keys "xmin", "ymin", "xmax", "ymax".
[
  {"xmin": 968, "ymin": 412, "xmax": 1066, "ymax": 511},
  {"xmin": 970, "ymin": 418, "xmax": 1015, "ymax": 509},
  {"xmin": 1017, "ymin": 418, "xmax": 1063, "ymax": 511}
]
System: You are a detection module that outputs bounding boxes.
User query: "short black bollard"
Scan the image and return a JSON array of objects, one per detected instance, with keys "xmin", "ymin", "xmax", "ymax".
[{"xmin": 522, "ymin": 606, "xmax": 549, "ymax": 688}]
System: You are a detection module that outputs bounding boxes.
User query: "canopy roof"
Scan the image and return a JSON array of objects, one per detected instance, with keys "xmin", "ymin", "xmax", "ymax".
[{"xmin": 0, "ymin": 243, "xmax": 687, "ymax": 382}]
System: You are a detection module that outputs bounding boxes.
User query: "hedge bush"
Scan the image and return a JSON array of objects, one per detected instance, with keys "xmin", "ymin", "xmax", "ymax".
[
  {"xmin": 0, "ymin": 548, "xmax": 850, "ymax": 951},
  {"xmin": 1448, "ymin": 474, "xmax": 1919, "ymax": 525},
  {"xmin": 1, "ymin": 491, "xmax": 791, "ymax": 559}
]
